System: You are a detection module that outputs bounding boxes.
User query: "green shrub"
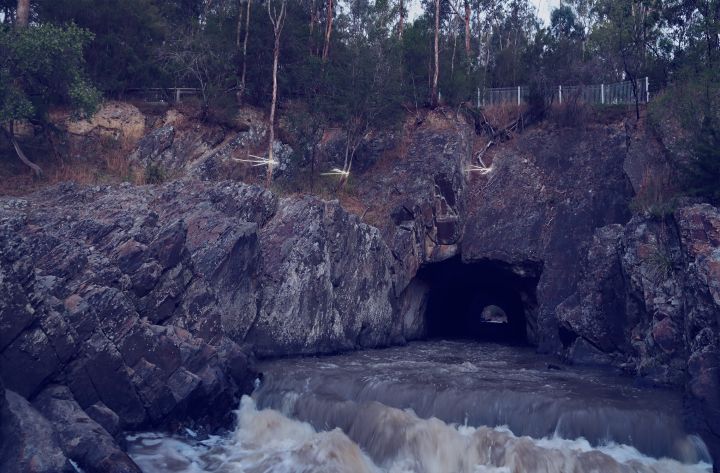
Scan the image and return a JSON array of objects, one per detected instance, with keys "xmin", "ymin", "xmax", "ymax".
[{"xmin": 144, "ymin": 163, "xmax": 165, "ymax": 184}]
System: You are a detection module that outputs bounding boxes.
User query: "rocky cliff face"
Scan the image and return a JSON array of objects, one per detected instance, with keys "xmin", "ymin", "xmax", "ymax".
[
  {"xmin": 462, "ymin": 124, "xmax": 635, "ymax": 349},
  {"xmin": 2, "ymin": 105, "xmax": 720, "ymax": 468},
  {"xmin": 0, "ymin": 179, "xmax": 403, "ymax": 471},
  {"xmin": 339, "ymin": 112, "xmax": 720, "ymax": 461},
  {"xmin": 558, "ymin": 203, "xmax": 720, "ymax": 460}
]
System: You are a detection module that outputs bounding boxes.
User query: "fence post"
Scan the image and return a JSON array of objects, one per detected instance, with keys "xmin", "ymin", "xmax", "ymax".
[
  {"xmin": 175, "ymin": 88, "xmax": 181, "ymax": 103},
  {"xmin": 645, "ymin": 77, "xmax": 650, "ymax": 103},
  {"xmin": 601, "ymin": 84, "xmax": 604, "ymax": 104},
  {"xmin": 559, "ymin": 85, "xmax": 562, "ymax": 104},
  {"xmin": 477, "ymin": 88, "xmax": 480, "ymax": 108},
  {"xmin": 517, "ymin": 86, "xmax": 521, "ymax": 105}
]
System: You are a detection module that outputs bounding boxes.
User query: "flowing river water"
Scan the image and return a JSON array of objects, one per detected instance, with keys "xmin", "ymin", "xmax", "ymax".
[{"xmin": 127, "ymin": 341, "xmax": 714, "ymax": 473}]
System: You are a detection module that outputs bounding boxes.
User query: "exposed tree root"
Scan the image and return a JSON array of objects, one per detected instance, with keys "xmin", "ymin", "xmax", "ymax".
[{"xmin": 3, "ymin": 124, "xmax": 43, "ymax": 177}]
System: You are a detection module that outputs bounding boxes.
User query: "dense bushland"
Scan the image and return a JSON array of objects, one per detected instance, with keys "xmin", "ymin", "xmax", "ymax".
[{"xmin": 0, "ymin": 0, "xmax": 719, "ymax": 202}]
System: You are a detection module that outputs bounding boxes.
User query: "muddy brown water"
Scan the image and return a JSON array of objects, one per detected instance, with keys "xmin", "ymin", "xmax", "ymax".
[{"xmin": 128, "ymin": 341, "xmax": 713, "ymax": 473}]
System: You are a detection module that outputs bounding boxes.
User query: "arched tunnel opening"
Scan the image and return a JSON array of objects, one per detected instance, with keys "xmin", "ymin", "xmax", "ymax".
[{"xmin": 413, "ymin": 256, "xmax": 542, "ymax": 345}]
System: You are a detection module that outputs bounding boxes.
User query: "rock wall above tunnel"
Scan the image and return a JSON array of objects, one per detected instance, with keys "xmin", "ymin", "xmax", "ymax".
[
  {"xmin": 352, "ymin": 112, "xmax": 474, "ymax": 295},
  {"xmin": 462, "ymin": 125, "xmax": 635, "ymax": 352}
]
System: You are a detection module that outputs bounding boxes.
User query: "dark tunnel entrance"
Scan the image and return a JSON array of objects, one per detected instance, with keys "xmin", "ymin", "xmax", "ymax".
[{"xmin": 416, "ymin": 256, "xmax": 542, "ymax": 345}]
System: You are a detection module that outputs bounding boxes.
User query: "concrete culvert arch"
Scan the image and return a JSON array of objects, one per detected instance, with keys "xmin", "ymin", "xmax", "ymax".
[
  {"xmin": 481, "ymin": 305, "xmax": 508, "ymax": 324},
  {"xmin": 412, "ymin": 256, "xmax": 542, "ymax": 345}
]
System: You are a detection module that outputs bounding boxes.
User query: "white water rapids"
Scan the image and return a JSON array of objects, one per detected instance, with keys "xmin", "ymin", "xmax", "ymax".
[{"xmin": 128, "ymin": 341, "xmax": 714, "ymax": 473}]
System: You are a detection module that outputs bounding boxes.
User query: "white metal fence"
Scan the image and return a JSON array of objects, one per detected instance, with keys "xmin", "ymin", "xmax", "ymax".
[{"xmin": 477, "ymin": 77, "xmax": 650, "ymax": 107}]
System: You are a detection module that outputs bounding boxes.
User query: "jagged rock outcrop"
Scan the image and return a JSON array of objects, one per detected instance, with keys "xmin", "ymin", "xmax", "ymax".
[
  {"xmin": 4, "ymin": 104, "xmax": 720, "ymax": 467},
  {"xmin": 128, "ymin": 107, "xmax": 297, "ymax": 182},
  {"xmin": 0, "ymin": 381, "xmax": 74, "ymax": 473},
  {"xmin": 371, "ymin": 115, "xmax": 471, "ymax": 284},
  {"xmin": 462, "ymin": 124, "xmax": 635, "ymax": 349},
  {"xmin": 559, "ymin": 203, "xmax": 720, "ymax": 461},
  {"xmin": 250, "ymin": 197, "xmax": 398, "ymax": 356},
  {"xmin": 0, "ymin": 177, "xmax": 408, "ymax": 470},
  {"xmin": 346, "ymin": 113, "xmax": 472, "ymax": 341}
]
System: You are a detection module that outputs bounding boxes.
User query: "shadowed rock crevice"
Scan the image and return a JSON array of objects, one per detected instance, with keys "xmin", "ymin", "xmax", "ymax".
[{"xmin": 415, "ymin": 256, "xmax": 542, "ymax": 345}]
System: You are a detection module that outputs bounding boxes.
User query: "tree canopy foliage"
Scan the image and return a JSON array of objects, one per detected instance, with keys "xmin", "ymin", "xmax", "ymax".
[
  {"xmin": 0, "ymin": 22, "xmax": 99, "ymax": 124},
  {"xmin": 1, "ymin": 0, "xmax": 719, "ymax": 199},
  {"xmin": 1, "ymin": 0, "xmax": 716, "ymax": 114}
]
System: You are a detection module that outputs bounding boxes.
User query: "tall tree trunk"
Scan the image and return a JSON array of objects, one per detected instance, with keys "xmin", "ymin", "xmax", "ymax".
[
  {"xmin": 235, "ymin": 0, "xmax": 243, "ymax": 102},
  {"xmin": 16, "ymin": 0, "xmax": 29, "ymax": 28},
  {"xmin": 322, "ymin": 0, "xmax": 333, "ymax": 62},
  {"xmin": 464, "ymin": 0, "xmax": 472, "ymax": 56},
  {"xmin": 238, "ymin": 0, "xmax": 252, "ymax": 105},
  {"xmin": 451, "ymin": 26, "xmax": 457, "ymax": 77},
  {"xmin": 236, "ymin": 1, "xmax": 243, "ymax": 48},
  {"xmin": 431, "ymin": 0, "xmax": 440, "ymax": 107},
  {"xmin": 309, "ymin": 0, "xmax": 317, "ymax": 52},
  {"xmin": 267, "ymin": 0, "xmax": 287, "ymax": 188},
  {"xmin": 701, "ymin": 0, "xmax": 719, "ymax": 65},
  {"xmin": 398, "ymin": 0, "xmax": 405, "ymax": 38}
]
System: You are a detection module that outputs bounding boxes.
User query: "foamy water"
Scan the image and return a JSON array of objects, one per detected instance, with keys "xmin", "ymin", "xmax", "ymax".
[
  {"xmin": 128, "ymin": 397, "xmax": 712, "ymax": 473},
  {"xmin": 128, "ymin": 341, "xmax": 714, "ymax": 473}
]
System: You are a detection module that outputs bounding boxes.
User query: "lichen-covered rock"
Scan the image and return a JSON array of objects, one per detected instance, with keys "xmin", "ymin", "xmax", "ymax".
[
  {"xmin": 0, "ymin": 178, "xmax": 409, "ymax": 467},
  {"xmin": 0, "ymin": 386, "xmax": 74, "ymax": 473},
  {"xmin": 675, "ymin": 204, "xmax": 720, "ymax": 463},
  {"xmin": 34, "ymin": 385, "xmax": 141, "ymax": 473},
  {"xmin": 130, "ymin": 120, "xmax": 227, "ymax": 178},
  {"xmin": 250, "ymin": 197, "xmax": 399, "ymax": 356},
  {"xmin": 463, "ymin": 124, "xmax": 634, "ymax": 350},
  {"xmin": 127, "ymin": 107, "xmax": 273, "ymax": 182},
  {"xmin": 0, "ymin": 180, "xmax": 275, "ymax": 471},
  {"xmin": 560, "ymin": 203, "xmax": 720, "ymax": 462}
]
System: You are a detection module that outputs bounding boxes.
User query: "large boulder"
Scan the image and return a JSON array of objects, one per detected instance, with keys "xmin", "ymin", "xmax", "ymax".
[
  {"xmin": 559, "ymin": 203, "xmax": 720, "ymax": 462},
  {"xmin": 0, "ymin": 177, "xmax": 409, "ymax": 459},
  {"xmin": 0, "ymin": 386, "xmax": 74, "ymax": 473},
  {"xmin": 33, "ymin": 385, "xmax": 141, "ymax": 473},
  {"xmin": 249, "ymin": 197, "xmax": 399, "ymax": 356}
]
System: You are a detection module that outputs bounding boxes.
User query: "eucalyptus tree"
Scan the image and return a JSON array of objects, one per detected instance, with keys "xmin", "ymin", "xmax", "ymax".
[
  {"xmin": 432, "ymin": 0, "xmax": 441, "ymax": 105},
  {"xmin": 322, "ymin": 0, "xmax": 334, "ymax": 60},
  {"xmin": 590, "ymin": 0, "xmax": 663, "ymax": 117},
  {"xmin": 316, "ymin": 0, "xmax": 403, "ymax": 184},
  {"xmin": 266, "ymin": 0, "xmax": 287, "ymax": 187},
  {"xmin": 1, "ymin": 21, "xmax": 99, "ymax": 175},
  {"xmin": 237, "ymin": 0, "xmax": 252, "ymax": 104},
  {"xmin": 16, "ymin": 0, "xmax": 28, "ymax": 27}
]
